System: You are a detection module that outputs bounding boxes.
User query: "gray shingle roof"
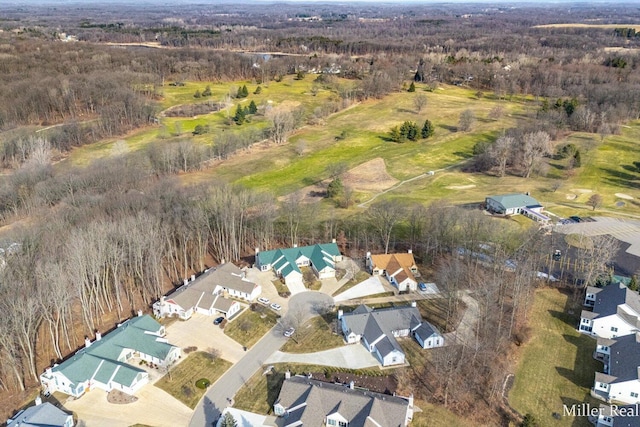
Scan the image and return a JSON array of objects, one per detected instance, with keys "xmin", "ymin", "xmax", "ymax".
[
  {"xmin": 7, "ymin": 402, "xmax": 72, "ymax": 427},
  {"xmin": 414, "ymin": 321, "xmax": 438, "ymax": 341},
  {"xmin": 592, "ymin": 283, "xmax": 640, "ymax": 320},
  {"xmin": 608, "ymin": 333, "xmax": 640, "ymax": 383},
  {"xmin": 194, "ymin": 263, "xmax": 258, "ymax": 295},
  {"xmin": 275, "ymin": 376, "xmax": 409, "ymax": 427}
]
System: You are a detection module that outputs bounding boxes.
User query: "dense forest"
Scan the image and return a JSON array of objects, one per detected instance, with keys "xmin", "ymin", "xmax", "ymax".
[{"xmin": 0, "ymin": 1, "xmax": 638, "ymax": 422}]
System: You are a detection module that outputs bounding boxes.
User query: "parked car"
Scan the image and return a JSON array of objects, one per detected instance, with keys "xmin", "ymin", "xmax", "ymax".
[
  {"xmin": 284, "ymin": 327, "xmax": 295, "ymax": 337},
  {"xmin": 418, "ymin": 282, "xmax": 428, "ymax": 291},
  {"xmin": 213, "ymin": 316, "xmax": 224, "ymax": 325},
  {"xmin": 270, "ymin": 303, "xmax": 282, "ymax": 311},
  {"xmin": 553, "ymin": 250, "xmax": 562, "ymax": 261},
  {"xmin": 258, "ymin": 297, "xmax": 270, "ymax": 305}
]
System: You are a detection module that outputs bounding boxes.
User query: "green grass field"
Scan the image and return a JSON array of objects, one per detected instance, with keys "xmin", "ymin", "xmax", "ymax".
[
  {"xmin": 224, "ymin": 308, "xmax": 279, "ymax": 348},
  {"xmin": 154, "ymin": 351, "xmax": 232, "ymax": 409},
  {"xmin": 279, "ymin": 314, "xmax": 344, "ymax": 353},
  {"xmin": 509, "ymin": 288, "xmax": 601, "ymax": 427}
]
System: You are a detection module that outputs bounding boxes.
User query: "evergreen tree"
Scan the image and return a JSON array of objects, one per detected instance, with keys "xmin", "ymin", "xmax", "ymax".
[
  {"xmin": 254, "ymin": 86, "xmax": 262, "ymax": 95},
  {"xmin": 202, "ymin": 85, "xmax": 212, "ymax": 97},
  {"xmin": 408, "ymin": 81, "xmax": 416, "ymax": 92},
  {"xmin": 629, "ymin": 276, "xmax": 638, "ymax": 292},
  {"xmin": 234, "ymin": 104, "xmax": 246, "ymax": 124},
  {"xmin": 573, "ymin": 150, "xmax": 581, "ymax": 167},
  {"xmin": 421, "ymin": 119, "xmax": 435, "ymax": 138},
  {"xmin": 248, "ymin": 100, "xmax": 258, "ymax": 114},
  {"xmin": 400, "ymin": 121, "xmax": 419, "ymax": 141},
  {"xmin": 327, "ymin": 177, "xmax": 344, "ymax": 199},
  {"xmin": 520, "ymin": 414, "xmax": 537, "ymax": 427},
  {"xmin": 237, "ymin": 85, "xmax": 249, "ymax": 98},
  {"xmin": 220, "ymin": 412, "xmax": 238, "ymax": 427},
  {"xmin": 193, "ymin": 90, "xmax": 201, "ymax": 98},
  {"xmin": 390, "ymin": 126, "xmax": 402, "ymax": 143}
]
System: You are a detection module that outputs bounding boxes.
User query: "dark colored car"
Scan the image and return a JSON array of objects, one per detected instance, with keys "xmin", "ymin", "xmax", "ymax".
[{"xmin": 213, "ymin": 316, "xmax": 224, "ymax": 325}]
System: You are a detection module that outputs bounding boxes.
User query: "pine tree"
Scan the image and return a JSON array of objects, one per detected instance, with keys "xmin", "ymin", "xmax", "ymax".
[
  {"xmin": 408, "ymin": 81, "xmax": 416, "ymax": 92},
  {"xmin": 573, "ymin": 150, "xmax": 581, "ymax": 167},
  {"xmin": 237, "ymin": 85, "xmax": 249, "ymax": 98},
  {"xmin": 390, "ymin": 126, "xmax": 402, "ymax": 143},
  {"xmin": 193, "ymin": 90, "xmax": 201, "ymax": 98},
  {"xmin": 220, "ymin": 412, "xmax": 238, "ymax": 427},
  {"xmin": 202, "ymin": 85, "xmax": 212, "ymax": 97},
  {"xmin": 327, "ymin": 177, "xmax": 344, "ymax": 199},
  {"xmin": 629, "ymin": 276, "xmax": 638, "ymax": 292},
  {"xmin": 234, "ymin": 104, "xmax": 246, "ymax": 124},
  {"xmin": 421, "ymin": 119, "xmax": 435, "ymax": 138},
  {"xmin": 254, "ymin": 86, "xmax": 262, "ymax": 95},
  {"xmin": 248, "ymin": 100, "xmax": 258, "ymax": 114}
]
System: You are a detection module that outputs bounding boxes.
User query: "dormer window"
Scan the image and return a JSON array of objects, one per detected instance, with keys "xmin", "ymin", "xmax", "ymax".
[{"xmin": 274, "ymin": 403, "xmax": 285, "ymax": 416}]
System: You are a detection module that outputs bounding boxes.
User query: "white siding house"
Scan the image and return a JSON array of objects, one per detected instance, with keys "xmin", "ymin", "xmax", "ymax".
[
  {"xmin": 580, "ymin": 283, "xmax": 640, "ymax": 339},
  {"xmin": 593, "ymin": 333, "xmax": 640, "ymax": 405}
]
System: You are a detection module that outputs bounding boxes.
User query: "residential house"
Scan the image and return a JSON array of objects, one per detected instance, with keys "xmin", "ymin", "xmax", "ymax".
[
  {"xmin": 366, "ymin": 250, "xmax": 419, "ymax": 292},
  {"xmin": 485, "ymin": 193, "xmax": 549, "ymax": 223},
  {"xmin": 339, "ymin": 303, "xmax": 444, "ymax": 367},
  {"xmin": 273, "ymin": 375, "xmax": 413, "ymax": 427},
  {"xmin": 39, "ymin": 314, "xmax": 180, "ymax": 398},
  {"xmin": 595, "ymin": 404, "xmax": 640, "ymax": 427},
  {"xmin": 255, "ymin": 242, "xmax": 342, "ymax": 287},
  {"xmin": 7, "ymin": 398, "xmax": 74, "ymax": 427},
  {"xmin": 153, "ymin": 262, "xmax": 252, "ymax": 320},
  {"xmin": 593, "ymin": 333, "xmax": 640, "ymax": 404},
  {"xmin": 580, "ymin": 283, "xmax": 640, "ymax": 339}
]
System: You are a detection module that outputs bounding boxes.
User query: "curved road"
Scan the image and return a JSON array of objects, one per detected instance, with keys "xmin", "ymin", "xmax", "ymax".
[{"xmin": 189, "ymin": 291, "xmax": 333, "ymax": 427}]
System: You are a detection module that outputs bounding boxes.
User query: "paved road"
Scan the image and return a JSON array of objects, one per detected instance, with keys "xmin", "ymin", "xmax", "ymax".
[{"xmin": 188, "ymin": 291, "xmax": 333, "ymax": 427}]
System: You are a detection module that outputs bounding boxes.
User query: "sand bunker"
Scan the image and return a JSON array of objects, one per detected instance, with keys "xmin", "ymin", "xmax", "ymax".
[
  {"xmin": 566, "ymin": 194, "xmax": 577, "ymax": 200},
  {"xmin": 615, "ymin": 193, "xmax": 634, "ymax": 200},
  {"xmin": 570, "ymin": 188, "xmax": 593, "ymax": 194},
  {"xmin": 281, "ymin": 158, "xmax": 399, "ymax": 203}
]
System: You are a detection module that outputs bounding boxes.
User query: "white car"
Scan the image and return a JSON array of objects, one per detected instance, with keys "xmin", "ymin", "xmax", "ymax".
[
  {"xmin": 270, "ymin": 303, "xmax": 282, "ymax": 311},
  {"xmin": 284, "ymin": 327, "xmax": 295, "ymax": 337},
  {"xmin": 258, "ymin": 297, "xmax": 270, "ymax": 305}
]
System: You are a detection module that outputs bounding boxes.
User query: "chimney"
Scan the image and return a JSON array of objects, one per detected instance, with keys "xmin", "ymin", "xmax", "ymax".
[
  {"xmin": 408, "ymin": 393, "xmax": 414, "ymax": 407},
  {"xmin": 307, "ymin": 372, "xmax": 312, "ymax": 379},
  {"xmin": 366, "ymin": 251, "xmax": 371, "ymax": 258},
  {"xmin": 349, "ymin": 381, "xmax": 354, "ymax": 389},
  {"xmin": 45, "ymin": 367, "xmax": 52, "ymax": 376},
  {"xmin": 255, "ymin": 247, "xmax": 260, "ymax": 255},
  {"xmin": 95, "ymin": 331, "xmax": 102, "ymax": 341},
  {"xmin": 84, "ymin": 336, "xmax": 91, "ymax": 348},
  {"xmin": 411, "ymin": 301, "xmax": 417, "ymax": 308},
  {"xmin": 337, "ymin": 309, "xmax": 343, "ymax": 320},
  {"xmin": 191, "ymin": 274, "xmax": 195, "ymax": 282},
  {"xmin": 332, "ymin": 238, "xmax": 336, "ymax": 244},
  {"xmin": 285, "ymin": 370, "xmax": 291, "ymax": 379},
  {"xmin": 293, "ymin": 244, "xmax": 297, "ymax": 248},
  {"xmin": 34, "ymin": 395, "xmax": 42, "ymax": 406},
  {"xmin": 137, "ymin": 310, "xmax": 143, "ymax": 317},
  {"xmin": 408, "ymin": 248, "xmax": 412, "ymax": 254},
  {"xmin": 183, "ymin": 279, "xmax": 188, "ymax": 286}
]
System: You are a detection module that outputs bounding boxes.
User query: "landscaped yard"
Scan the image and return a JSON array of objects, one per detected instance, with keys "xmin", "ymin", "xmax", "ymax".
[
  {"xmin": 280, "ymin": 314, "xmax": 344, "ymax": 353},
  {"xmin": 509, "ymin": 288, "xmax": 601, "ymax": 427},
  {"xmin": 155, "ymin": 351, "xmax": 232, "ymax": 409},
  {"xmin": 224, "ymin": 306, "xmax": 279, "ymax": 348}
]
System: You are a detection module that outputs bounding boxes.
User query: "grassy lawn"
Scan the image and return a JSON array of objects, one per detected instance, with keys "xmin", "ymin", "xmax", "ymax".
[
  {"xmin": 411, "ymin": 399, "xmax": 473, "ymax": 427},
  {"xmin": 509, "ymin": 288, "xmax": 601, "ymax": 427},
  {"xmin": 224, "ymin": 306, "xmax": 279, "ymax": 348},
  {"xmin": 417, "ymin": 297, "xmax": 465, "ymax": 334},
  {"xmin": 154, "ymin": 351, "xmax": 232, "ymax": 409},
  {"xmin": 280, "ymin": 314, "xmax": 344, "ymax": 353},
  {"xmin": 332, "ymin": 270, "xmax": 371, "ymax": 296}
]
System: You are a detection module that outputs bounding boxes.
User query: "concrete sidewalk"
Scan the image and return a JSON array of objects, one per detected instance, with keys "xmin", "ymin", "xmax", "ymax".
[{"xmin": 265, "ymin": 344, "xmax": 380, "ymax": 369}]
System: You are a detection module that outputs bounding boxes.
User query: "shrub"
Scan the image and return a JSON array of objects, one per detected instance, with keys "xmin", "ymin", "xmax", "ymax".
[{"xmin": 195, "ymin": 378, "xmax": 211, "ymax": 389}]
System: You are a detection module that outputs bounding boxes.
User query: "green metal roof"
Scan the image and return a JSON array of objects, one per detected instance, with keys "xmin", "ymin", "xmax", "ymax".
[
  {"xmin": 52, "ymin": 315, "xmax": 173, "ymax": 388},
  {"xmin": 487, "ymin": 193, "xmax": 540, "ymax": 210},
  {"xmin": 257, "ymin": 243, "xmax": 341, "ymax": 278}
]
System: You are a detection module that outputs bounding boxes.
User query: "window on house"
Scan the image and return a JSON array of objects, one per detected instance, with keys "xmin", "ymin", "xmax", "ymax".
[
  {"xmin": 611, "ymin": 327, "xmax": 618, "ymax": 332},
  {"xmin": 600, "ymin": 383, "xmax": 608, "ymax": 389},
  {"xmin": 338, "ymin": 422, "xmax": 348, "ymax": 427},
  {"xmin": 631, "ymin": 392, "xmax": 639, "ymax": 398},
  {"xmin": 327, "ymin": 420, "xmax": 336, "ymax": 426}
]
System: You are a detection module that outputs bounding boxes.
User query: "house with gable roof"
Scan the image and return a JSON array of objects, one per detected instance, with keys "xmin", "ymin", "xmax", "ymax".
[
  {"xmin": 39, "ymin": 314, "xmax": 180, "ymax": 398},
  {"xmin": 366, "ymin": 250, "xmax": 419, "ymax": 292},
  {"xmin": 593, "ymin": 332, "xmax": 640, "ymax": 404},
  {"xmin": 255, "ymin": 242, "xmax": 342, "ymax": 287},
  {"xmin": 339, "ymin": 303, "xmax": 444, "ymax": 366},
  {"xmin": 485, "ymin": 193, "xmax": 549, "ymax": 223},
  {"xmin": 7, "ymin": 398, "xmax": 74, "ymax": 427},
  {"xmin": 153, "ymin": 262, "xmax": 253, "ymax": 320},
  {"xmin": 273, "ymin": 375, "xmax": 413, "ymax": 427},
  {"xmin": 595, "ymin": 404, "xmax": 640, "ymax": 427},
  {"xmin": 580, "ymin": 282, "xmax": 640, "ymax": 339}
]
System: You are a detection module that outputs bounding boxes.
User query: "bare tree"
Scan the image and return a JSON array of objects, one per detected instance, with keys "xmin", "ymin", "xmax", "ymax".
[
  {"xmin": 267, "ymin": 107, "xmax": 294, "ymax": 145},
  {"xmin": 413, "ymin": 94, "xmax": 428, "ymax": 113},
  {"xmin": 489, "ymin": 135, "xmax": 514, "ymax": 177},
  {"xmin": 576, "ymin": 234, "xmax": 619, "ymax": 288},
  {"xmin": 521, "ymin": 131, "xmax": 552, "ymax": 178},
  {"xmin": 367, "ymin": 200, "xmax": 405, "ymax": 254},
  {"xmin": 458, "ymin": 109, "xmax": 475, "ymax": 132},
  {"xmin": 586, "ymin": 194, "xmax": 603, "ymax": 211}
]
